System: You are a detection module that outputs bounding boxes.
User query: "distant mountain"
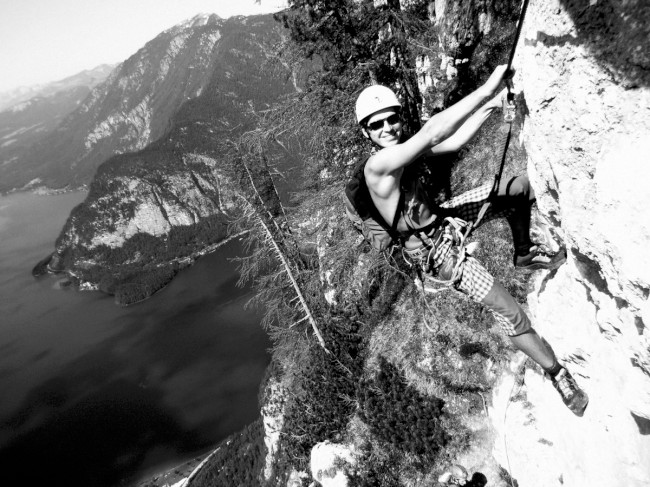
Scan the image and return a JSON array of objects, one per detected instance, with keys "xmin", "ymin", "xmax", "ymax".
[
  {"xmin": 0, "ymin": 87, "xmax": 96, "ymax": 176},
  {"xmin": 0, "ymin": 64, "xmax": 115, "ymax": 112},
  {"xmin": 34, "ymin": 13, "xmax": 297, "ymax": 304},
  {"xmin": 2, "ymin": 13, "xmax": 288, "ymax": 193},
  {"xmin": 0, "ymin": 65, "xmax": 117, "ymax": 186}
]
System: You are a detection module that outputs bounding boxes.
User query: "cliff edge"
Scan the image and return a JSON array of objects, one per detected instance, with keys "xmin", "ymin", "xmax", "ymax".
[{"xmin": 490, "ymin": 1, "xmax": 650, "ymax": 486}]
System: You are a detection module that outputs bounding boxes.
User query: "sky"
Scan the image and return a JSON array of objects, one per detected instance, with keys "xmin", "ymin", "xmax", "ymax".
[{"xmin": 0, "ymin": 0, "xmax": 288, "ymax": 93}]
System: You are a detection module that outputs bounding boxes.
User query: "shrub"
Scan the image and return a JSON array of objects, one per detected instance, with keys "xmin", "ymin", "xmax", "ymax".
[
  {"xmin": 356, "ymin": 356, "xmax": 447, "ymax": 459},
  {"xmin": 190, "ymin": 419, "xmax": 266, "ymax": 487}
]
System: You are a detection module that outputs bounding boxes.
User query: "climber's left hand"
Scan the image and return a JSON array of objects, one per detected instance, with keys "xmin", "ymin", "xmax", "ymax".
[{"xmin": 482, "ymin": 65, "xmax": 513, "ymax": 97}]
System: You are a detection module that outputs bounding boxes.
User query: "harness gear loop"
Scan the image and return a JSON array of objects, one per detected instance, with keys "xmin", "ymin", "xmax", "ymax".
[{"xmin": 406, "ymin": 216, "xmax": 476, "ymax": 295}]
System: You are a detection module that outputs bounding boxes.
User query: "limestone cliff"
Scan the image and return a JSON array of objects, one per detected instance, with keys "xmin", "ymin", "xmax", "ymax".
[
  {"xmin": 35, "ymin": 13, "xmax": 296, "ymax": 305},
  {"xmin": 490, "ymin": 1, "xmax": 650, "ymax": 486}
]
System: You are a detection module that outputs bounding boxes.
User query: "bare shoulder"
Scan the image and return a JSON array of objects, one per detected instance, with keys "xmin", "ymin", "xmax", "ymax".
[
  {"xmin": 363, "ymin": 154, "xmax": 382, "ymax": 186},
  {"xmin": 364, "ymin": 158, "xmax": 402, "ymax": 201},
  {"xmin": 364, "ymin": 150, "xmax": 385, "ymax": 174}
]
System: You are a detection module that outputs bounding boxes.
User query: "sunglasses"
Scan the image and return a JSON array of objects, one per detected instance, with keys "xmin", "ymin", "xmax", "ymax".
[{"xmin": 367, "ymin": 113, "xmax": 401, "ymax": 131}]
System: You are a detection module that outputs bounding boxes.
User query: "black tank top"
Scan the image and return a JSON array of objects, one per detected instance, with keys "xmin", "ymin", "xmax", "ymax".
[{"xmin": 395, "ymin": 159, "xmax": 451, "ymax": 239}]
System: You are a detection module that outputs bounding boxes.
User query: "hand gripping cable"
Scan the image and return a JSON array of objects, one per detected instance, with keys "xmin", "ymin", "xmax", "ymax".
[
  {"xmin": 415, "ymin": 0, "xmax": 531, "ymax": 294},
  {"xmin": 465, "ymin": 0, "xmax": 530, "ymax": 240}
]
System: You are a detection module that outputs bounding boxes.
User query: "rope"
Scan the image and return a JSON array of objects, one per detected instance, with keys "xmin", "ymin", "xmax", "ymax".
[
  {"xmin": 466, "ymin": 0, "xmax": 530, "ymax": 239},
  {"xmin": 406, "ymin": 217, "xmax": 473, "ymax": 294},
  {"xmin": 503, "ymin": 359, "xmax": 528, "ymax": 487},
  {"xmin": 424, "ymin": 217, "xmax": 469, "ymax": 289},
  {"xmin": 506, "ymin": 0, "xmax": 530, "ymax": 72}
]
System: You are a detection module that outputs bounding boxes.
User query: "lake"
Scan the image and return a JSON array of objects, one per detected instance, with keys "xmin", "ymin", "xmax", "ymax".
[{"xmin": 0, "ymin": 191, "xmax": 270, "ymax": 486}]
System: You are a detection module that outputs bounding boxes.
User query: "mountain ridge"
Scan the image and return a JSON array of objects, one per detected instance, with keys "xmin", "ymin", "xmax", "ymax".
[
  {"xmin": 34, "ymin": 13, "xmax": 297, "ymax": 305},
  {"xmin": 0, "ymin": 63, "xmax": 116, "ymax": 112},
  {"xmin": 0, "ymin": 13, "xmax": 235, "ymax": 193}
]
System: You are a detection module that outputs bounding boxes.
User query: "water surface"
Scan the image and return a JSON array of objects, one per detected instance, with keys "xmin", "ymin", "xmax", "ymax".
[{"xmin": 0, "ymin": 191, "xmax": 270, "ymax": 486}]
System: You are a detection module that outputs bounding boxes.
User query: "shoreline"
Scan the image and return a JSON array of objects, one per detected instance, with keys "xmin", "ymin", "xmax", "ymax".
[
  {"xmin": 130, "ymin": 448, "xmax": 216, "ymax": 487},
  {"xmin": 118, "ymin": 229, "xmax": 250, "ymax": 307},
  {"xmin": 1, "ymin": 184, "xmax": 88, "ymax": 197},
  {"xmin": 35, "ymin": 229, "xmax": 251, "ymax": 307}
]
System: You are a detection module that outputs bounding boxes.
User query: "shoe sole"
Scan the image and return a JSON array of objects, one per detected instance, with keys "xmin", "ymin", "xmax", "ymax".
[
  {"xmin": 568, "ymin": 393, "xmax": 589, "ymax": 417},
  {"xmin": 516, "ymin": 255, "xmax": 567, "ymax": 272}
]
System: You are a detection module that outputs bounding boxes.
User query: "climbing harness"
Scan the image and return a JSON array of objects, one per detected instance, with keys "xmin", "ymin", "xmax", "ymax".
[{"xmin": 403, "ymin": 216, "xmax": 478, "ymax": 291}]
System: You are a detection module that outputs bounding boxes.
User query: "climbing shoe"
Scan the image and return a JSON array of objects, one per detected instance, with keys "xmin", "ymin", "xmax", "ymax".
[
  {"xmin": 548, "ymin": 367, "xmax": 589, "ymax": 417},
  {"xmin": 515, "ymin": 245, "xmax": 566, "ymax": 271}
]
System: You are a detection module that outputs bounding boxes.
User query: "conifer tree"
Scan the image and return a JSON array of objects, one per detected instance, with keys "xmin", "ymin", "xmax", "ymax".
[
  {"xmin": 277, "ymin": 0, "xmax": 433, "ymax": 134},
  {"xmin": 226, "ymin": 133, "xmax": 328, "ymax": 352}
]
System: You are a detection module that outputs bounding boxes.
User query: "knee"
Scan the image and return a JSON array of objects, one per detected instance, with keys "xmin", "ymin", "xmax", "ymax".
[
  {"xmin": 507, "ymin": 318, "xmax": 533, "ymax": 337},
  {"xmin": 481, "ymin": 281, "xmax": 532, "ymax": 336},
  {"xmin": 507, "ymin": 175, "xmax": 535, "ymax": 203},
  {"xmin": 500, "ymin": 304, "xmax": 532, "ymax": 336}
]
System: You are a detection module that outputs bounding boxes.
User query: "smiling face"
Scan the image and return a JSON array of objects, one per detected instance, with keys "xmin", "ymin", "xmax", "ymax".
[{"xmin": 362, "ymin": 108, "xmax": 403, "ymax": 148}]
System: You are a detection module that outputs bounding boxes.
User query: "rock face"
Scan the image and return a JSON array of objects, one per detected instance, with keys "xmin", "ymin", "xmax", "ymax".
[
  {"xmin": 490, "ymin": 1, "xmax": 650, "ymax": 486},
  {"xmin": 261, "ymin": 379, "xmax": 286, "ymax": 483},
  {"xmin": 57, "ymin": 154, "xmax": 232, "ymax": 249},
  {"xmin": 310, "ymin": 441, "xmax": 358, "ymax": 487}
]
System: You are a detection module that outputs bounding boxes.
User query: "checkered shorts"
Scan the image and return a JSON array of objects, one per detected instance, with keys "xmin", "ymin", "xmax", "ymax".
[
  {"xmin": 428, "ymin": 249, "xmax": 525, "ymax": 336},
  {"xmin": 440, "ymin": 182, "xmax": 514, "ymax": 224},
  {"xmin": 412, "ymin": 183, "xmax": 528, "ymax": 336},
  {"xmin": 456, "ymin": 255, "xmax": 494, "ymax": 302},
  {"xmin": 456, "ymin": 257, "xmax": 524, "ymax": 335}
]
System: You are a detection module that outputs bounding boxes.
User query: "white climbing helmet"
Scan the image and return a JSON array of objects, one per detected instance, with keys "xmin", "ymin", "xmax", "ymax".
[{"xmin": 355, "ymin": 85, "xmax": 401, "ymax": 125}]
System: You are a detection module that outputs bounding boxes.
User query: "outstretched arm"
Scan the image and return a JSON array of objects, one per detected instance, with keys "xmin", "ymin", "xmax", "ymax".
[
  {"xmin": 429, "ymin": 88, "xmax": 505, "ymax": 155},
  {"xmin": 366, "ymin": 65, "xmax": 509, "ymax": 177}
]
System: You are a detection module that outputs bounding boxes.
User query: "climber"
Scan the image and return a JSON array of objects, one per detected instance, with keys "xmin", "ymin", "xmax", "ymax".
[{"xmin": 353, "ymin": 65, "xmax": 589, "ymax": 416}]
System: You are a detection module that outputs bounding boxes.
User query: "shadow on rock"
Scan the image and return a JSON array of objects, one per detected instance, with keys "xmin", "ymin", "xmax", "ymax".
[{"xmin": 558, "ymin": 0, "xmax": 650, "ymax": 88}]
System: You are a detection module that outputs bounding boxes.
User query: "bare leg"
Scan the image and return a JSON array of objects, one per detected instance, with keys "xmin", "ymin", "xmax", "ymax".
[
  {"xmin": 509, "ymin": 329, "xmax": 558, "ymax": 371},
  {"xmin": 441, "ymin": 250, "xmax": 587, "ymax": 415}
]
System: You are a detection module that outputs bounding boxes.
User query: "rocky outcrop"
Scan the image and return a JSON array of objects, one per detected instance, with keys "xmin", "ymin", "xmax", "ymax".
[
  {"xmin": 40, "ymin": 151, "xmax": 239, "ymax": 304},
  {"xmin": 489, "ymin": 1, "xmax": 650, "ymax": 486},
  {"xmin": 38, "ymin": 13, "xmax": 295, "ymax": 304},
  {"xmin": 261, "ymin": 378, "xmax": 287, "ymax": 483},
  {"xmin": 59, "ymin": 154, "xmax": 233, "ymax": 251},
  {"xmin": 310, "ymin": 441, "xmax": 358, "ymax": 487}
]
